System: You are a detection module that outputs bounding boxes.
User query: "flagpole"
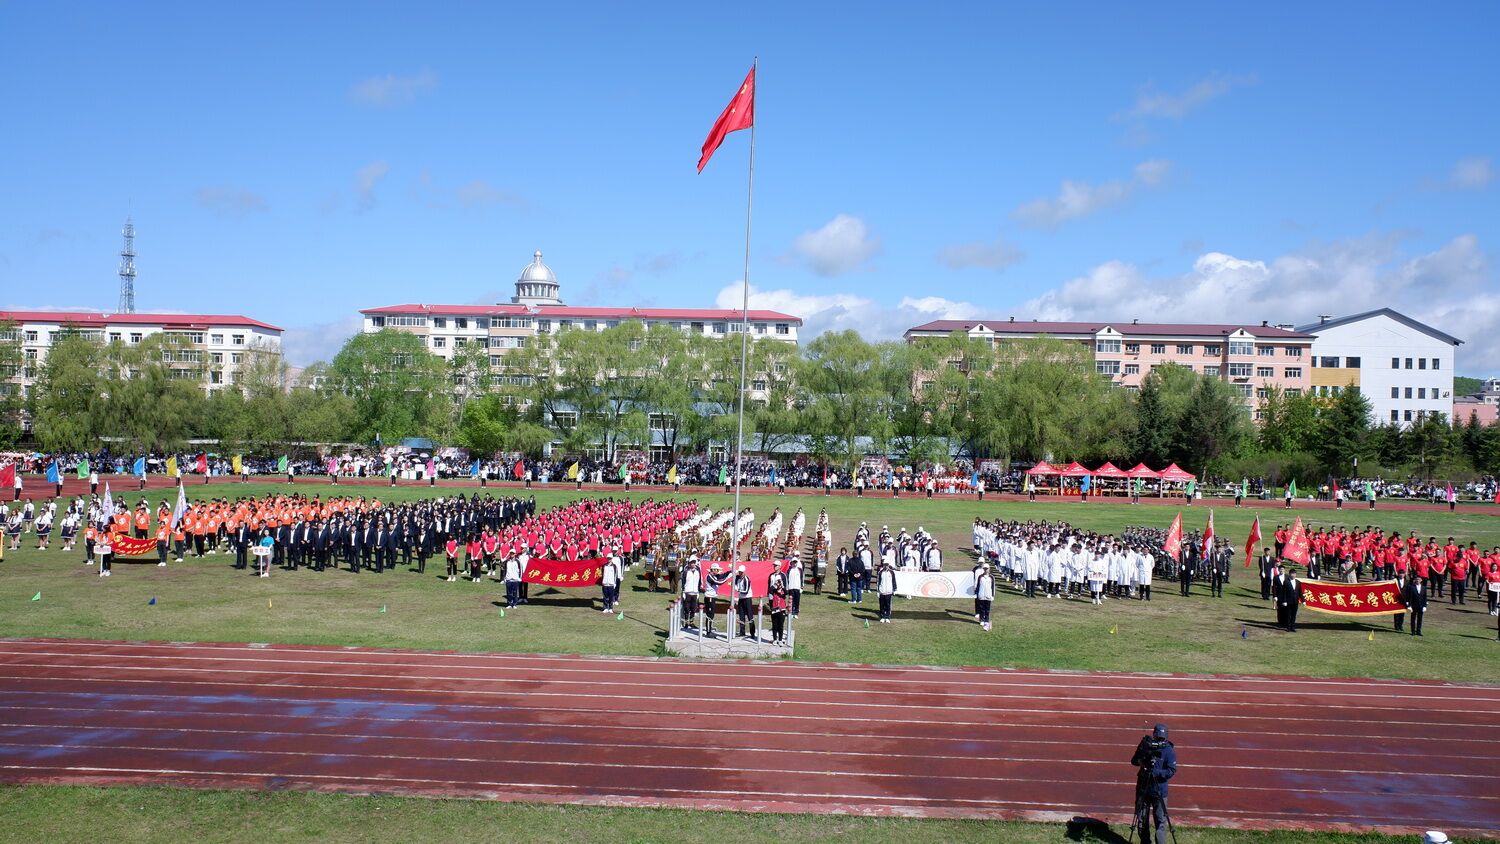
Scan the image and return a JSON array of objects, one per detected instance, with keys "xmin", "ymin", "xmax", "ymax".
[{"xmin": 730, "ymin": 56, "xmax": 757, "ymax": 563}]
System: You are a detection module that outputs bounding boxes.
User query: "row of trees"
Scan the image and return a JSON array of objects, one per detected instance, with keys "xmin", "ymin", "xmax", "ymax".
[{"xmin": 4, "ymin": 323, "xmax": 1499, "ymax": 482}]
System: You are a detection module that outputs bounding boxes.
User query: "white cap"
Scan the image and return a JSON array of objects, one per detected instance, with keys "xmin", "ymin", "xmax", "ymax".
[
  {"xmin": 737, "ymin": 565, "xmax": 746, "ymax": 573},
  {"xmin": 1424, "ymin": 833, "xmax": 1450, "ymax": 844}
]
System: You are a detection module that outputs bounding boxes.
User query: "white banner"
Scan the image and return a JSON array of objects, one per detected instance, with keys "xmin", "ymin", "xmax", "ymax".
[{"xmin": 894, "ymin": 571, "xmax": 979, "ymax": 599}]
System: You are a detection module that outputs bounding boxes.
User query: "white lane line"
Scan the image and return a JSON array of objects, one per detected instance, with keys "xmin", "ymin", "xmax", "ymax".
[
  {"xmin": 2, "ymin": 700, "xmax": 1489, "ymax": 752},
  {"xmin": 3, "ymin": 648, "xmax": 1491, "ymax": 704},
  {"xmin": 4, "ymin": 663, "xmax": 1490, "ymax": 718},
  {"xmin": 7, "ymin": 639, "xmax": 1491, "ymax": 693},
  {"xmin": 0, "ymin": 674, "xmax": 1473, "ymax": 735}
]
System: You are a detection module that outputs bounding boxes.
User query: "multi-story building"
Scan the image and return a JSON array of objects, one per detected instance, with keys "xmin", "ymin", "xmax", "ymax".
[
  {"xmin": 361, "ymin": 250, "xmax": 802, "ymax": 361},
  {"xmin": 0, "ymin": 310, "xmax": 282, "ymax": 396},
  {"xmin": 1297, "ymin": 309, "xmax": 1461, "ymax": 427},
  {"xmin": 903, "ymin": 317, "xmax": 1315, "ymax": 416}
]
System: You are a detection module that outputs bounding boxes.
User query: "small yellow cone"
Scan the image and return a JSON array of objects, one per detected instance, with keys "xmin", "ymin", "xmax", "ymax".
[
  {"xmin": 1368, "ymin": 630, "xmax": 1375, "ymax": 641},
  {"xmin": 1109, "ymin": 624, "xmax": 1117, "ymax": 635},
  {"xmin": 268, "ymin": 599, "xmax": 273, "ymax": 609}
]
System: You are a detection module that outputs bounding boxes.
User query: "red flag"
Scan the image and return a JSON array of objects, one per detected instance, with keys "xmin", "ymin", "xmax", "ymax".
[
  {"xmin": 1283, "ymin": 516, "xmax": 1311, "ymax": 566},
  {"xmin": 1164, "ymin": 513, "xmax": 1183, "ymax": 562},
  {"xmin": 0, "ymin": 462, "xmax": 14, "ymax": 490},
  {"xmin": 697, "ymin": 65, "xmax": 755, "ymax": 172},
  {"xmin": 514, "ymin": 459, "xmax": 525, "ymax": 480},
  {"xmin": 822, "ymin": 464, "xmax": 827, "ymax": 486},
  {"xmin": 195, "ymin": 453, "xmax": 208, "ymax": 474},
  {"xmin": 1201, "ymin": 509, "xmax": 1215, "ymax": 559},
  {"xmin": 1244, "ymin": 515, "xmax": 1261, "ymax": 567}
]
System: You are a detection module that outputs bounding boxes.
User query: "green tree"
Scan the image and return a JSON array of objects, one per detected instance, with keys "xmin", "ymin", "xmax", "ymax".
[
  {"xmin": 27, "ymin": 333, "xmax": 109, "ymax": 452},
  {"xmin": 1316, "ymin": 386, "xmax": 1373, "ymax": 474},
  {"xmin": 326, "ymin": 330, "xmax": 449, "ymax": 443},
  {"xmin": 798, "ymin": 331, "xmax": 889, "ymax": 472},
  {"xmin": 0, "ymin": 320, "xmax": 24, "ymax": 446}
]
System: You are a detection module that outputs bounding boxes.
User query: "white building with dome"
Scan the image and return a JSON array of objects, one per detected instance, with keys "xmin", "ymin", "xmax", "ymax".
[{"xmin": 511, "ymin": 250, "xmax": 564, "ymax": 306}]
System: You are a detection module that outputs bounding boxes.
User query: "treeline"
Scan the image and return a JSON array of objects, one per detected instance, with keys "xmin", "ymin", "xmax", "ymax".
[{"xmin": 4, "ymin": 324, "xmax": 1499, "ymax": 483}]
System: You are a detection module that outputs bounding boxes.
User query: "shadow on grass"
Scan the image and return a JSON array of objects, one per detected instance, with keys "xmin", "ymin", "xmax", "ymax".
[
  {"xmin": 1236, "ymin": 617, "xmax": 1374, "ymax": 632},
  {"xmin": 1065, "ymin": 816, "xmax": 1129, "ymax": 843}
]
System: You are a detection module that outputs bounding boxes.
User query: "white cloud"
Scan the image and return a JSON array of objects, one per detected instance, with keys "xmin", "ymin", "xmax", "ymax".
[
  {"xmin": 195, "ymin": 186, "xmax": 268, "ymax": 217},
  {"xmin": 1123, "ymin": 74, "xmax": 1255, "ymax": 120},
  {"xmin": 355, "ymin": 160, "xmax": 390, "ymax": 211},
  {"xmin": 1013, "ymin": 160, "xmax": 1172, "ymax": 227},
  {"xmin": 351, "ymin": 70, "xmax": 438, "ymax": 108},
  {"xmin": 714, "ymin": 282, "xmax": 980, "ymax": 341},
  {"xmin": 1021, "ymin": 233, "xmax": 1500, "ymax": 371},
  {"xmin": 1448, "ymin": 156, "xmax": 1493, "ymax": 190},
  {"xmin": 937, "ymin": 235, "xmax": 1024, "ymax": 270},
  {"xmin": 280, "ymin": 315, "xmax": 364, "ymax": 366},
  {"xmin": 789, "ymin": 214, "xmax": 882, "ymax": 276},
  {"xmin": 454, "ymin": 179, "xmax": 526, "ymax": 209}
]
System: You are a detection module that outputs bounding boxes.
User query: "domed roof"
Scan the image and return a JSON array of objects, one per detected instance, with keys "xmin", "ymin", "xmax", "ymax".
[{"xmin": 518, "ymin": 250, "xmax": 556, "ymax": 285}]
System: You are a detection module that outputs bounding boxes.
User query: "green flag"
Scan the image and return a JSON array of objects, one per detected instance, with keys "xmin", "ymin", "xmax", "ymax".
[
  {"xmin": 620, "ymin": 464, "xmax": 629, "ymax": 481},
  {"xmin": 1133, "ymin": 477, "xmax": 1142, "ymax": 494},
  {"xmin": 277, "ymin": 455, "xmax": 289, "ymax": 473},
  {"xmin": 1288, "ymin": 479, "xmax": 1297, "ymax": 498},
  {"xmin": 718, "ymin": 465, "xmax": 728, "ymax": 485},
  {"xmin": 1241, "ymin": 478, "xmax": 1248, "ymax": 498},
  {"xmin": 1186, "ymin": 480, "xmax": 1196, "ymax": 497},
  {"xmin": 379, "ymin": 604, "xmax": 386, "ymax": 614},
  {"xmin": 1364, "ymin": 481, "xmax": 1374, "ymax": 500},
  {"xmin": 31, "ymin": 592, "xmax": 41, "ymax": 602},
  {"xmin": 76, "ymin": 459, "xmax": 89, "ymax": 479}
]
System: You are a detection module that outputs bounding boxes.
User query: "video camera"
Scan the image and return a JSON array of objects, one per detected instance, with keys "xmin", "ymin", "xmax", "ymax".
[{"xmin": 1132, "ymin": 724, "xmax": 1173, "ymax": 792}]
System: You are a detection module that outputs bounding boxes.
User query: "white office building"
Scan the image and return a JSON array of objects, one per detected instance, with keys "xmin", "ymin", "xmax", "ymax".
[{"xmin": 1298, "ymin": 309, "xmax": 1462, "ymax": 427}]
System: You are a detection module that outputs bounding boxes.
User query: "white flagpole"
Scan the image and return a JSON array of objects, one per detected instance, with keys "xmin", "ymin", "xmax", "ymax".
[{"xmin": 729, "ymin": 57, "xmax": 757, "ymax": 564}]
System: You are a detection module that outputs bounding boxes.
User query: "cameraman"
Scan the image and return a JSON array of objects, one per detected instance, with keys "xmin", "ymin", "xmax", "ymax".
[{"xmin": 1131, "ymin": 723, "xmax": 1178, "ymax": 844}]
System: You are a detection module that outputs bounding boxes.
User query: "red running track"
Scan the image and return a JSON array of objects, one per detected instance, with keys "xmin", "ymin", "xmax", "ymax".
[{"xmin": 0, "ymin": 638, "xmax": 1495, "ymax": 836}]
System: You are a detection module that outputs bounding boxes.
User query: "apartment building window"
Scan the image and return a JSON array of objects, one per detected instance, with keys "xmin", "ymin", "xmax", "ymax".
[
  {"xmin": 1258, "ymin": 346, "xmax": 1276, "ymax": 356},
  {"xmin": 712, "ymin": 322, "xmax": 726, "ymax": 334},
  {"xmin": 1203, "ymin": 365, "xmax": 1220, "ymax": 376},
  {"xmin": 649, "ymin": 413, "xmax": 675, "ymax": 431},
  {"xmin": 210, "ymin": 353, "xmax": 223, "ymax": 364},
  {"xmin": 1390, "ymin": 386, "xmax": 1399, "ymax": 399},
  {"xmin": 454, "ymin": 337, "xmax": 468, "ymax": 347},
  {"xmin": 1405, "ymin": 387, "xmax": 1413, "ymax": 398},
  {"xmin": 1285, "ymin": 347, "xmax": 1302, "ymax": 358},
  {"xmin": 210, "ymin": 334, "xmax": 224, "ymax": 345},
  {"xmin": 476, "ymin": 318, "xmax": 489, "ymax": 330},
  {"xmin": 755, "ymin": 323, "xmax": 767, "ymax": 334},
  {"xmin": 1345, "ymin": 357, "xmax": 1360, "ymax": 368},
  {"xmin": 1285, "ymin": 388, "xmax": 1301, "ymax": 396},
  {"xmin": 388, "ymin": 316, "xmax": 427, "ymax": 326},
  {"xmin": 1095, "ymin": 360, "xmax": 1121, "ymax": 375},
  {"xmin": 728, "ymin": 322, "xmax": 746, "ymax": 333},
  {"xmin": 1204, "ymin": 344, "xmax": 1220, "ymax": 356},
  {"xmin": 1319, "ymin": 356, "xmax": 1339, "ymax": 368},
  {"xmin": 370, "ymin": 316, "xmax": 386, "ymax": 328},
  {"xmin": 1391, "ymin": 357, "xmax": 1399, "ymax": 369},
  {"xmin": 1125, "ymin": 343, "xmax": 1140, "ymax": 354},
  {"xmin": 1391, "ymin": 409, "xmax": 1399, "ymax": 422},
  {"xmin": 776, "ymin": 323, "xmax": 790, "ymax": 335},
  {"xmin": 1256, "ymin": 387, "xmax": 1270, "ymax": 399},
  {"xmin": 1417, "ymin": 387, "xmax": 1426, "ymax": 399},
  {"xmin": 552, "ymin": 411, "xmax": 578, "ymax": 428},
  {"xmin": 108, "ymin": 333, "xmax": 121, "ymax": 343},
  {"xmin": 231, "ymin": 353, "xmax": 242, "ymax": 364},
  {"xmin": 432, "ymin": 318, "xmax": 447, "ymax": 329},
  {"xmin": 1418, "ymin": 358, "xmax": 1426, "ymax": 370},
  {"xmin": 1404, "ymin": 410, "xmax": 1413, "ymax": 421},
  {"xmin": 1228, "ymin": 363, "xmax": 1253, "ymax": 377},
  {"xmin": 752, "ymin": 379, "xmax": 767, "ymax": 392},
  {"xmin": 1176, "ymin": 344, "xmax": 1193, "ymax": 355},
  {"xmin": 1236, "ymin": 384, "xmax": 1253, "ymax": 397},
  {"xmin": 1150, "ymin": 344, "xmax": 1166, "ymax": 355},
  {"xmin": 1096, "ymin": 339, "xmax": 1122, "ymax": 353},
  {"xmin": 691, "ymin": 322, "xmax": 704, "ymax": 333},
  {"xmin": 1432, "ymin": 358, "xmax": 1441, "ymax": 370},
  {"xmin": 605, "ymin": 320, "xmax": 620, "ymax": 329},
  {"xmin": 1256, "ymin": 367, "xmax": 1274, "ymax": 378},
  {"xmin": 24, "ymin": 330, "xmax": 37, "ymax": 342},
  {"xmin": 489, "ymin": 356, "xmax": 504, "ymax": 367},
  {"xmin": 455, "ymin": 318, "xmax": 468, "ymax": 329},
  {"xmin": 432, "ymin": 337, "xmax": 446, "ymax": 349},
  {"xmin": 1405, "ymin": 358, "xmax": 1413, "ymax": 369},
  {"xmin": 584, "ymin": 320, "xmax": 597, "ymax": 331},
  {"xmin": 559, "ymin": 320, "xmax": 572, "ymax": 330},
  {"xmin": 1283, "ymin": 367, "xmax": 1302, "ymax": 378},
  {"xmin": 1123, "ymin": 364, "xmax": 1140, "ymax": 375},
  {"xmin": 1228, "ymin": 341, "xmax": 1254, "ymax": 356},
  {"xmin": 537, "ymin": 320, "xmax": 551, "ymax": 333}
]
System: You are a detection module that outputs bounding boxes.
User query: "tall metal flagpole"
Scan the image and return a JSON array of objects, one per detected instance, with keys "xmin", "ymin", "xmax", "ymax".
[{"xmin": 729, "ymin": 57, "xmax": 757, "ymax": 564}]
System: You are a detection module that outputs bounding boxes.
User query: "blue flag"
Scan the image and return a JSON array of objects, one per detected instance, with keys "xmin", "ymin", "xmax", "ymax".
[
  {"xmin": 46, "ymin": 461, "xmax": 59, "ymax": 485},
  {"xmin": 887, "ymin": 469, "xmax": 894, "ymax": 487},
  {"xmin": 133, "ymin": 457, "xmax": 146, "ymax": 477},
  {"xmin": 971, "ymin": 472, "xmax": 979, "ymax": 487},
  {"xmin": 471, "ymin": 460, "xmax": 481, "ymax": 478},
  {"xmin": 768, "ymin": 466, "xmax": 776, "ymax": 484},
  {"xmin": 148, "ymin": 597, "xmax": 157, "ymax": 606},
  {"xmin": 1081, "ymin": 475, "xmax": 1092, "ymax": 492}
]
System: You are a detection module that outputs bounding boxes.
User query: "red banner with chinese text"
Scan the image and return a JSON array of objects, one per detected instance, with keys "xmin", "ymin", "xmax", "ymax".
[
  {"xmin": 108, "ymin": 532, "xmax": 158, "ymax": 558},
  {"xmin": 523, "ymin": 558, "xmax": 604, "ymax": 588},
  {"xmin": 1299, "ymin": 579, "xmax": 1408, "ymax": 616}
]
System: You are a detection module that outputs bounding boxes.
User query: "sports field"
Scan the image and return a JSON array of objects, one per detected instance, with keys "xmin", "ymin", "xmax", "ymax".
[{"xmin": 2, "ymin": 483, "xmax": 1497, "ymax": 682}]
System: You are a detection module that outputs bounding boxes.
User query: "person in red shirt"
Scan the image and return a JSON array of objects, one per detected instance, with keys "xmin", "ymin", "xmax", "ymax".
[
  {"xmin": 1449, "ymin": 542, "xmax": 1472, "ymax": 606},
  {"xmin": 1484, "ymin": 553, "xmax": 1500, "ymax": 617}
]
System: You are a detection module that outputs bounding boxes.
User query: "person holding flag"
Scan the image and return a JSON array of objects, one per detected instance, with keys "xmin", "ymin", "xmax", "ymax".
[
  {"xmin": 1446, "ymin": 481, "xmax": 1457, "ymax": 512},
  {"xmin": 1205, "ymin": 511, "xmax": 1227, "ymax": 597},
  {"xmin": 475, "ymin": 459, "xmax": 486, "ymax": 488},
  {"xmin": 233, "ymin": 454, "xmax": 246, "ymax": 483},
  {"xmin": 668, "ymin": 464, "xmax": 679, "ymax": 492},
  {"xmin": 166, "ymin": 455, "xmax": 178, "ymax": 483},
  {"xmin": 279, "ymin": 455, "xmax": 292, "ymax": 484},
  {"xmin": 86, "ymin": 461, "xmax": 98, "ymax": 496},
  {"xmin": 2, "ymin": 461, "xmax": 17, "ymax": 502},
  {"xmin": 133, "ymin": 456, "xmax": 147, "ymax": 491},
  {"xmin": 196, "ymin": 452, "xmax": 209, "ymax": 485},
  {"xmin": 1284, "ymin": 478, "xmax": 1297, "ymax": 509},
  {"xmin": 48, "ymin": 459, "xmax": 61, "ymax": 497},
  {"xmin": 426, "ymin": 458, "xmax": 436, "ymax": 487},
  {"xmin": 719, "ymin": 464, "xmax": 729, "ymax": 494},
  {"xmin": 1235, "ymin": 478, "xmax": 1246, "ymax": 508},
  {"xmin": 622, "ymin": 463, "xmax": 632, "ymax": 492},
  {"xmin": 1365, "ymin": 479, "xmax": 1377, "ymax": 510}
]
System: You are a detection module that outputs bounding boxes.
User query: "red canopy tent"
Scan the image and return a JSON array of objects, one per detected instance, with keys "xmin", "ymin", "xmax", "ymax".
[
  {"xmin": 1125, "ymin": 463, "xmax": 1160, "ymax": 479},
  {"xmin": 1025, "ymin": 461, "xmax": 1059, "ymax": 475},
  {"xmin": 1158, "ymin": 463, "xmax": 1196, "ymax": 482},
  {"xmin": 1059, "ymin": 462, "xmax": 1091, "ymax": 477},
  {"xmin": 1093, "ymin": 462, "xmax": 1127, "ymax": 478}
]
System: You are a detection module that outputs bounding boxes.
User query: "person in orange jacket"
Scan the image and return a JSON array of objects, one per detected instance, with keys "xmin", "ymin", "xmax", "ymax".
[{"xmin": 155, "ymin": 519, "xmax": 170, "ymax": 567}]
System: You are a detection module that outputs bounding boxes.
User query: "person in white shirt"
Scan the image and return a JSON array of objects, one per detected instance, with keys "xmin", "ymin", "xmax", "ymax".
[
  {"xmin": 786, "ymin": 558, "xmax": 803, "ymax": 617},
  {"xmin": 876, "ymin": 562, "xmax": 897, "ymax": 623},
  {"xmin": 601, "ymin": 553, "xmax": 622, "ymax": 613},
  {"xmin": 503, "ymin": 553, "xmax": 523, "ymax": 608},
  {"xmin": 1088, "ymin": 550, "xmax": 1109, "ymax": 605},
  {"xmin": 975, "ymin": 567, "xmax": 994, "ymax": 631}
]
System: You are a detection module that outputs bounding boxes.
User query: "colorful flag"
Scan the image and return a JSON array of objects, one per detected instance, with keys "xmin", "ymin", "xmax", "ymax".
[
  {"xmin": 166, "ymin": 455, "xmax": 178, "ymax": 477},
  {"xmin": 327, "ymin": 457, "xmax": 338, "ymax": 475},
  {"xmin": 718, "ymin": 465, "xmax": 727, "ymax": 485},
  {"xmin": 1445, "ymin": 481, "xmax": 1455, "ymax": 503},
  {"xmin": 76, "ymin": 458, "xmax": 89, "ymax": 479},
  {"xmin": 195, "ymin": 453, "xmax": 208, "ymax": 474},
  {"xmin": 132, "ymin": 457, "xmax": 146, "ymax": 477},
  {"xmin": 170, "ymin": 483, "xmax": 188, "ymax": 531},
  {"xmin": 1241, "ymin": 478, "xmax": 1248, "ymax": 498},
  {"xmin": 1163, "ymin": 513, "xmax": 1183, "ymax": 562},
  {"xmin": 567, "ymin": 462, "xmax": 580, "ymax": 481},
  {"xmin": 1283, "ymin": 516, "xmax": 1311, "ymax": 566},
  {"xmin": 425, "ymin": 459, "xmax": 435, "ymax": 478},
  {"xmin": 1201, "ymin": 509, "xmax": 1215, "ymax": 559},
  {"xmin": 1365, "ymin": 481, "xmax": 1375, "ymax": 501},
  {"xmin": 620, "ymin": 464, "xmax": 630, "ymax": 482},
  {"xmin": 514, "ymin": 459, "xmax": 525, "ymax": 480},
  {"xmin": 231, "ymin": 455, "xmax": 242, "ymax": 475},
  {"xmin": 472, "ymin": 459, "xmax": 481, "ymax": 478},
  {"xmin": 697, "ymin": 64, "xmax": 755, "ymax": 173},
  {"xmin": 1244, "ymin": 515, "xmax": 1262, "ymax": 567},
  {"xmin": 46, "ymin": 461, "xmax": 60, "ymax": 485},
  {"xmin": 277, "ymin": 455, "xmax": 289, "ymax": 473},
  {"xmin": 667, "ymin": 465, "xmax": 678, "ymax": 485},
  {"xmin": 1287, "ymin": 479, "xmax": 1297, "ymax": 499},
  {"xmin": 768, "ymin": 465, "xmax": 776, "ymax": 485}
]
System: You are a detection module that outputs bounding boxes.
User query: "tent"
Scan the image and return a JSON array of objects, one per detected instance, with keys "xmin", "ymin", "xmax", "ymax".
[
  {"xmin": 1158, "ymin": 463, "xmax": 1196, "ymax": 482},
  {"xmin": 1093, "ymin": 462, "xmax": 1127, "ymax": 478},
  {"xmin": 1059, "ymin": 462, "xmax": 1091, "ymax": 477},
  {"xmin": 1025, "ymin": 461, "xmax": 1059, "ymax": 475},
  {"xmin": 1125, "ymin": 463, "xmax": 1160, "ymax": 479}
]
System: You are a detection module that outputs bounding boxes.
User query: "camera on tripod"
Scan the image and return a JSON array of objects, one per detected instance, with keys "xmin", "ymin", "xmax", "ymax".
[{"xmin": 1129, "ymin": 723, "xmax": 1177, "ymax": 844}]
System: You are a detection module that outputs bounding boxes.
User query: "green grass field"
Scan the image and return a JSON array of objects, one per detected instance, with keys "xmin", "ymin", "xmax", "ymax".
[
  {"xmin": 0, "ymin": 786, "xmax": 1485, "ymax": 844},
  {"xmin": 2, "ymin": 483, "xmax": 1497, "ymax": 682}
]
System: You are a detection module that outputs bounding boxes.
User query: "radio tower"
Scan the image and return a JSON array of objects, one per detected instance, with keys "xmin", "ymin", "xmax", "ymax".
[{"xmin": 117, "ymin": 217, "xmax": 137, "ymax": 314}]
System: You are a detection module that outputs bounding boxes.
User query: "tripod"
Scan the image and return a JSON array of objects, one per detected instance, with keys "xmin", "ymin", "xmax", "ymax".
[{"xmin": 1128, "ymin": 789, "xmax": 1178, "ymax": 844}]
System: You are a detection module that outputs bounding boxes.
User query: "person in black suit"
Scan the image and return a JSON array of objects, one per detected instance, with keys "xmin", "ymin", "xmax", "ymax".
[
  {"xmin": 1277, "ymin": 566, "xmax": 1302, "ymax": 631},
  {"xmin": 1391, "ymin": 574, "xmax": 1407, "ymax": 631},
  {"xmin": 1258, "ymin": 548, "xmax": 1275, "ymax": 600},
  {"xmin": 233, "ymin": 522, "xmax": 250, "ymax": 570},
  {"xmin": 1404, "ymin": 576, "xmax": 1427, "ymax": 636}
]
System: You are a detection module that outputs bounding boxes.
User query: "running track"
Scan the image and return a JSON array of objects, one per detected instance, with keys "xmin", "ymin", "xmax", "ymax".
[{"xmin": 0, "ymin": 638, "xmax": 1495, "ymax": 836}]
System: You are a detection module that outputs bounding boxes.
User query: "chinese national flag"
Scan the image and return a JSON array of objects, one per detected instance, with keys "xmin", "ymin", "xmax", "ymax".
[
  {"xmin": 1244, "ymin": 515, "xmax": 1261, "ymax": 567},
  {"xmin": 1164, "ymin": 513, "xmax": 1183, "ymax": 562},
  {"xmin": 698, "ymin": 65, "xmax": 755, "ymax": 172},
  {"xmin": 1201, "ymin": 509, "xmax": 1215, "ymax": 559},
  {"xmin": 1283, "ymin": 516, "xmax": 1311, "ymax": 566}
]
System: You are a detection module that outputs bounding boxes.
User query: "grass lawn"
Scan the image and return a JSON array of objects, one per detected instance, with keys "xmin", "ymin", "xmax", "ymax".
[
  {"xmin": 0, "ymin": 786, "xmax": 1485, "ymax": 844},
  {"xmin": 2, "ymin": 483, "xmax": 1497, "ymax": 682}
]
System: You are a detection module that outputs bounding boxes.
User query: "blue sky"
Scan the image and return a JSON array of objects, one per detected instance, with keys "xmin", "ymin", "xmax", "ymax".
[{"xmin": 2, "ymin": 2, "xmax": 1497, "ymax": 371}]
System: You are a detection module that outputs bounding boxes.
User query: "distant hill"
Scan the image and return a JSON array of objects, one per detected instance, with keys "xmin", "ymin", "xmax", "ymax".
[{"xmin": 1455, "ymin": 376, "xmax": 1483, "ymax": 396}]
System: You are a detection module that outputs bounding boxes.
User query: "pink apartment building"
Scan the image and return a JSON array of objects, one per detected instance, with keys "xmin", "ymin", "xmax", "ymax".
[{"xmin": 904, "ymin": 318, "xmax": 1315, "ymax": 417}]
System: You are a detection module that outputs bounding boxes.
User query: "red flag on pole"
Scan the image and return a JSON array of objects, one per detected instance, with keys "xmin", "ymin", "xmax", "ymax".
[
  {"xmin": 1164, "ymin": 513, "xmax": 1183, "ymax": 562},
  {"xmin": 195, "ymin": 453, "xmax": 208, "ymax": 474},
  {"xmin": 514, "ymin": 459, "xmax": 525, "ymax": 480},
  {"xmin": 1244, "ymin": 515, "xmax": 1261, "ymax": 567},
  {"xmin": 1283, "ymin": 516, "xmax": 1311, "ymax": 566},
  {"xmin": 1201, "ymin": 509, "xmax": 1215, "ymax": 559},
  {"xmin": 697, "ymin": 65, "xmax": 755, "ymax": 173},
  {"xmin": 0, "ymin": 462, "xmax": 14, "ymax": 490}
]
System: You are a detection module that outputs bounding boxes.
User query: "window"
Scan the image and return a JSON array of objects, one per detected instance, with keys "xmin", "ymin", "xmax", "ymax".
[
  {"xmin": 583, "ymin": 320, "xmax": 597, "ymax": 331},
  {"xmin": 1404, "ymin": 410, "xmax": 1413, "ymax": 422},
  {"xmin": 388, "ymin": 315, "xmax": 427, "ymax": 327},
  {"xmin": 691, "ymin": 322, "xmax": 704, "ymax": 334},
  {"xmin": 1405, "ymin": 358, "xmax": 1413, "ymax": 369},
  {"xmin": 210, "ymin": 352, "xmax": 223, "ymax": 364},
  {"xmin": 1204, "ymin": 344, "xmax": 1220, "ymax": 356},
  {"xmin": 476, "ymin": 318, "xmax": 489, "ymax": 330},
  {"xmin": 1256, "ymin": 387, "xmax": 1270, "ymax": 399},
  {"xmin": 432, "ymin": 318, "xmax": 446, "ymax": 329},
  {"xmin": 1125, "ymin": 343, "xmax": 1140, "ymax": 354},
  {"xmin": 431, "ymin": 337, "xmax": 446, "ymax": 349},
  {"xmin": 1258, "ymin": 346, "xmax": 1276, "ymax": 356},
  {"xmin": 1285, "ymin": 347, "xmax": 1302, "ymax": 358},
  {"xmin": 776, "ymin": 323, "xmax": 790, "ymax": 335},
  {"xmin": 233, "ymin": 334, "xmax": 245, "ymax": 345},
  {"xmin": 1256, "ymin": 366, "xmax": 1274, "ymax": 378},
  {"xmin": 129, "ymin": 332, "xmax": 142, "ymax": 344},
  {"xmin": 1283, "ymin": 367, "xmax": 1302, "ymax": 379},
  {"xmin": 1391, "ymin": 409, "xmax": 1399, "ymax": 422},
  {"xmin": 1391, "ymin": 357, "xmax": 1400, "ymax": 369},
  {"xmin": 752, "ymin": 379, "xmax": 767, "ymax": 391},
  {"xmin": 755, "ymin": 323, "xmax": 767, "ymax": 334},
  {"xmin": 712, "ymin": 322, "xmax": 726, "ymax": 334},
  {"xmin": 1203, "ymin": 365, "xmax": 1220, "ymax": 377},
  {"xmin": 649, "ymin": 413, "xmax": 675, "ymax": 431},
  {"xmin": 24, "ymin": 330, "xmax": 37, "ymax": 342},
  {"xmin": 1235, "ymin": 384, "xmax": 1253, "ymax": 398},
  {"xmin": 1096, "ymin": 339, "xmax": 1122, "ymax": 353},
  {"xmin": 552, "ymin": 411, "xmax": 578, "ymax": 428},
  {"xmin": 1285, "ymin": 388, "xmax": 1301, "ymax": 396},
  {"xmin": 1331, "ymin": 385, "xmax": 1343, "ymax": 396},
  {"xmin": 1405, "ymin": 388, "xmax": 1413, "ymax": 399},
  {"xmin": 454, "ymin": 337, "xmax": 468, "ymax": 347},
  {"xmin": 1176, "ymin": 344, "xmax": 1193, "ymax": 355},
  {"xmin": 1432, "ymin": 358, "xmax": 1441, "ymax": 370},
  {"xmin": 1150, "ymin": 344, "xmax": 1166, "ymax": 355},
  {"xmin": 209, "ymin": 370, "xmax": 222, "ymax": 384},
  {"xmin": 537, "ymin": 320, "xmax": 551, "ymax": 334},
  {"xmin": 1417, "ymin": 388, "xmax": 1426, "ymax": 399},
  {"xmin": 1123, "ymin": 364, "xmax": 1140, "ymax": 375},
  {"xmin": 1345, "ymin": 357, "xmax": 1360, "ymax": 368},
  {"xmin": 455, "ymin": 318, "xmax": 468, "ymax": 330},
  {"xmin": 371, "ymin": 316, "xmax": 386, "ymax": 328},
  {"xmin": 1095, "ymin": 360, "xmax": 1121, "ymax": 375},
  {"xmin": 1319, "ymin": 356, "xmax": 1339, "ymax": 368},
  {"xmin": 1228, "ymin": 341, "xmax": 1254, "ymax": 356},
  {"xmin": 1228, "ymin": 363, "xmax": 1253, "ymax": 377},
  {"xmin": 1390, "ymin": 386, "xmax": 1399, "ymax": 399},
  {"xmin": 210, "ymin": 334, "xmax": 224, "ymax": 345},
  {"xmin": 728, "ymin": 322, "xmax": 746, "ymax": 333},
  {"xmin": 230, "ymin": 353, "xmax": 242, "ymax": 364},
  {"xmin": 1418, "ymin": 358, "xmax": 1426, "ymax": 370}
]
